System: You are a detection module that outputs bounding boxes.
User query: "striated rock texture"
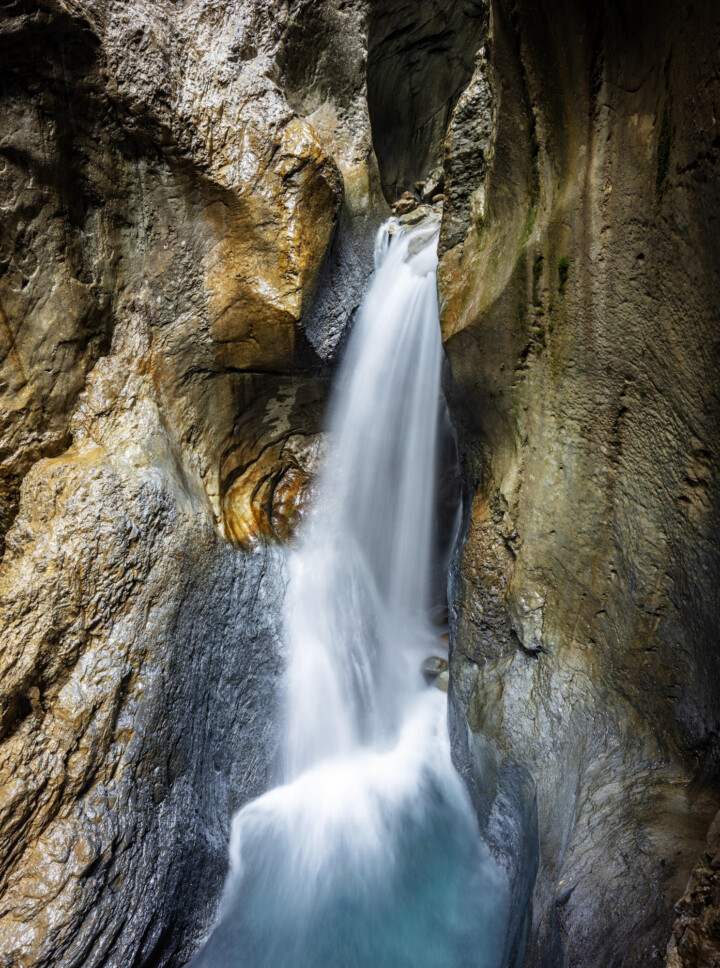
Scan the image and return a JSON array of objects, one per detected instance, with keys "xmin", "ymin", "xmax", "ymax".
[
  {"xmin": 0, "ymin": 327, "xmax": 288, "ymax": 965},
  {"xmin": 0, "ymin": 0, "xmax": 385, "ymax": 964},
  {"xmin": 367, "ymin": 0, "xmax": 486, "ymax": 199},
  {"xmin": 0, "ymin": 0, "xmax": 365, "ymax": 551},
  {"xmin": 439, "ymin": 0, "xmax": 720, "ymax": 966}
]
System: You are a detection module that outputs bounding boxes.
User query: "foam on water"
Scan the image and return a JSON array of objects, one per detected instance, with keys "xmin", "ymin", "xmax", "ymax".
[{"xmin": 191, "ymin": 218, "xmax": 509, "ymax": 968}]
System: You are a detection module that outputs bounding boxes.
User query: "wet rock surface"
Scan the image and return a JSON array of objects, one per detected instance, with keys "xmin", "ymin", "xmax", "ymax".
[
  {"xmin": 1, "ymin": 0, "xmax": 719, "ymax": 966},
  {"xmin": 0, "ymin": 0, "xmax": 344, "ymax": 556},
  {"xmin": 392, "ymin": 191, "xmax": 420, "ymax": 216},
  {"xmin": 439, "ymin": 1, "xmax": 720, "ymax": 966},
  {"xmin": 0, "ymin": 366, "xmax": 288, "ymax": 965},
  {"xmin": 0, "ymin": 0, "xmax": 385, "ymax": 963},
  {"xmin": 221, "ymin": 378, "xmax": 327, "ymax": 549},
  {"xmin": 422, "ymin": 655, "xmax": 448, "ymax": 679}
]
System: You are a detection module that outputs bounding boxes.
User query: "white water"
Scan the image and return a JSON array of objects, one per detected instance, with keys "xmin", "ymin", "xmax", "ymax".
[{"xmin": 192, "ymin": 218, "xmax": 509, "ymax": 968}]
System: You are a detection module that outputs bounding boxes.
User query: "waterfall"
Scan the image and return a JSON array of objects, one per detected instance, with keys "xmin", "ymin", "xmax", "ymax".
[{"xmin": 191, "ymin": 217, "xmax": 509, "ymax": 968}]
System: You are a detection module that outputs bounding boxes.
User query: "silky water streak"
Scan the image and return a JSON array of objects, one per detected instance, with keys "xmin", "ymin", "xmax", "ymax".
[{"xmin": 191, "ymin": 217, "xmax": 509, "ymax": 968}]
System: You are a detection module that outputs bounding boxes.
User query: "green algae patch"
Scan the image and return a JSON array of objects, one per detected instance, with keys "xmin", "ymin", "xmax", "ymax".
[{"xmin": 557, "ymin": 256, "xmax": 570, "ymax": 294}]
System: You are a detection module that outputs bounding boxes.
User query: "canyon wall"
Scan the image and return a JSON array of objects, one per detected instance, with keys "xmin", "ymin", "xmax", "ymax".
[
  {"xmin": 1, "ymin": 0, "xmax": 719, "ymax": 966},
  {"xmin": 438, "ymin": 0, "xmax": 720, "ymax": 965},
  {"xmin": 0, "ymin": 1, "xmax": 381, "ymax": 964}
]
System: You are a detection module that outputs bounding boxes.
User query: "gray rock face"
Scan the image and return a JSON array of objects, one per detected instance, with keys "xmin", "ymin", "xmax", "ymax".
[
  {"xmin": 277, "ymin": 0, "xmax": 389, "ymax": 360},
  {"xmin": 439, "ymin": 1, "xmax": 720, "ymax": 966},
  {"xmin": 439, "ymin": 47, "xmax": 493, "ymax": 253},
  {"xmin": 0, "ymin": 329, "xmax": 287, "ymax": 966},
  {"xmin": 367, "ymin": 0, "xmax": 487, "ymax": 200}
]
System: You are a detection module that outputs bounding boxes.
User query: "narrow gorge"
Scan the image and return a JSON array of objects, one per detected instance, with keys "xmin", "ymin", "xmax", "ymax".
[{"xmin": 0, "ymin": 2, "xmax": 719, "ymax": 968}]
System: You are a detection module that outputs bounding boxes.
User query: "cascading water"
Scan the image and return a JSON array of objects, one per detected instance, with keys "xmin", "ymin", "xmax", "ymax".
[{"xmin": 192, "ymin": 216, "xmax": 509, "ymax": 968}]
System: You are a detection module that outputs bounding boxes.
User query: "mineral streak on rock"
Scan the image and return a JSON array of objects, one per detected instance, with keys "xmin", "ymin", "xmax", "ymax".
[
  {"xmin": 0, "ymin": 0, "xmax": 347, "ymax": 554},
  {"xmin": 220, "ymin": 379, "xmax": 327, "ymax": 549}
]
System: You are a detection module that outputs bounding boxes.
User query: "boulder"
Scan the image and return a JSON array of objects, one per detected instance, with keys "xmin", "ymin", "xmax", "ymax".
[
  {"xmin": 421, "ymin": 655, "xmax": 449, "ymax": 684},
  {"xmin": 392, "ymin": 191, "xmax": 420, "ymax": 216}
]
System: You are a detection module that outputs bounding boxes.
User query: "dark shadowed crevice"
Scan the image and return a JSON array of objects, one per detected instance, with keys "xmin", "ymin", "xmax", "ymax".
[{"xmin": 367, "ymin": 0, "xmax": 487, "ymax": 200}]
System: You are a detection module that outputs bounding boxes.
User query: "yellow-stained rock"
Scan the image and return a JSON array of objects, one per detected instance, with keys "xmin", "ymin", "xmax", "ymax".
[{"xmin": 0, "ymin": 1, "xmax": 357, "ymax": 964}]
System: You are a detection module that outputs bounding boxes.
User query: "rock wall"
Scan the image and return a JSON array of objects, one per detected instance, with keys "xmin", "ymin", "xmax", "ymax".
[
  {"xmin": 0, "ymin": 1, "xmax": 383, "ymax": 964},
  {"xmin": 367, "ymin": 0, "xmax": 486, "ymax": 200},
  {"xmin": 2, "ymin": 0, "xmax": 719, "ymax": 965},
  {"xmin": 0, "ymin": 343, "xmax": 288, "ymax": 965},
  {"xmin": 666, "ymin": 809, "xmax": 720, "ymax": 968},
  {"xmin": 438, "ymin": 0, "xmax": 720, "ymax": 965}
]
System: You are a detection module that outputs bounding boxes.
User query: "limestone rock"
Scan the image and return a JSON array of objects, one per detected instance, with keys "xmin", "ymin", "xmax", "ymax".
[
  {"xmin": 0, "ymin": 0, "xmax": 383, "ymax": 963},
  {"xmin": 401, "ymin": 204, "xmax": 441, "ymax": 229},
  {"xmin": 421, "ymin": 655, "xmax": 449, "ymax": 684},
  {"xmin": 220, "ymin": 379, "xmax": 327, "ymax": 549},
  {"xmin": 392, "ymin": 191, "xmax": 420, "ymax": 216},
  {"xmin": 0, "ymin": 327, "xmax": 287, "ymax": 967},
  {"xmin": 440, "ymin": 2, "xmax": 720, "ymax": 966},
  {"xmin": 367, "ymin": 0, "xmax": 487, "ymax": 199},
  {"xmin": 2, "ymin": 1, "xmax": 720, "ymax": 966},
  {"xmin": 274, "ymin": 0, "xmax": 390, "ymax": 359},
  {"xmin": 434, "ymin": 671, "xmax": 450, "ymax": 693},
  {"xmin": 420, "ymin": 167, "xmax": 444, "ymax": 202},
  {"xmin": 0, "ymin": 0, "xmax": 346, "ymax": 558}
]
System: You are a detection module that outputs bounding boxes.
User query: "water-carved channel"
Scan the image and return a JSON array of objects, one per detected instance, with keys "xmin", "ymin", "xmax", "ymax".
[{"xmin": 191, "ymin": 218, "xmax": 510, "ymax": 967}]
